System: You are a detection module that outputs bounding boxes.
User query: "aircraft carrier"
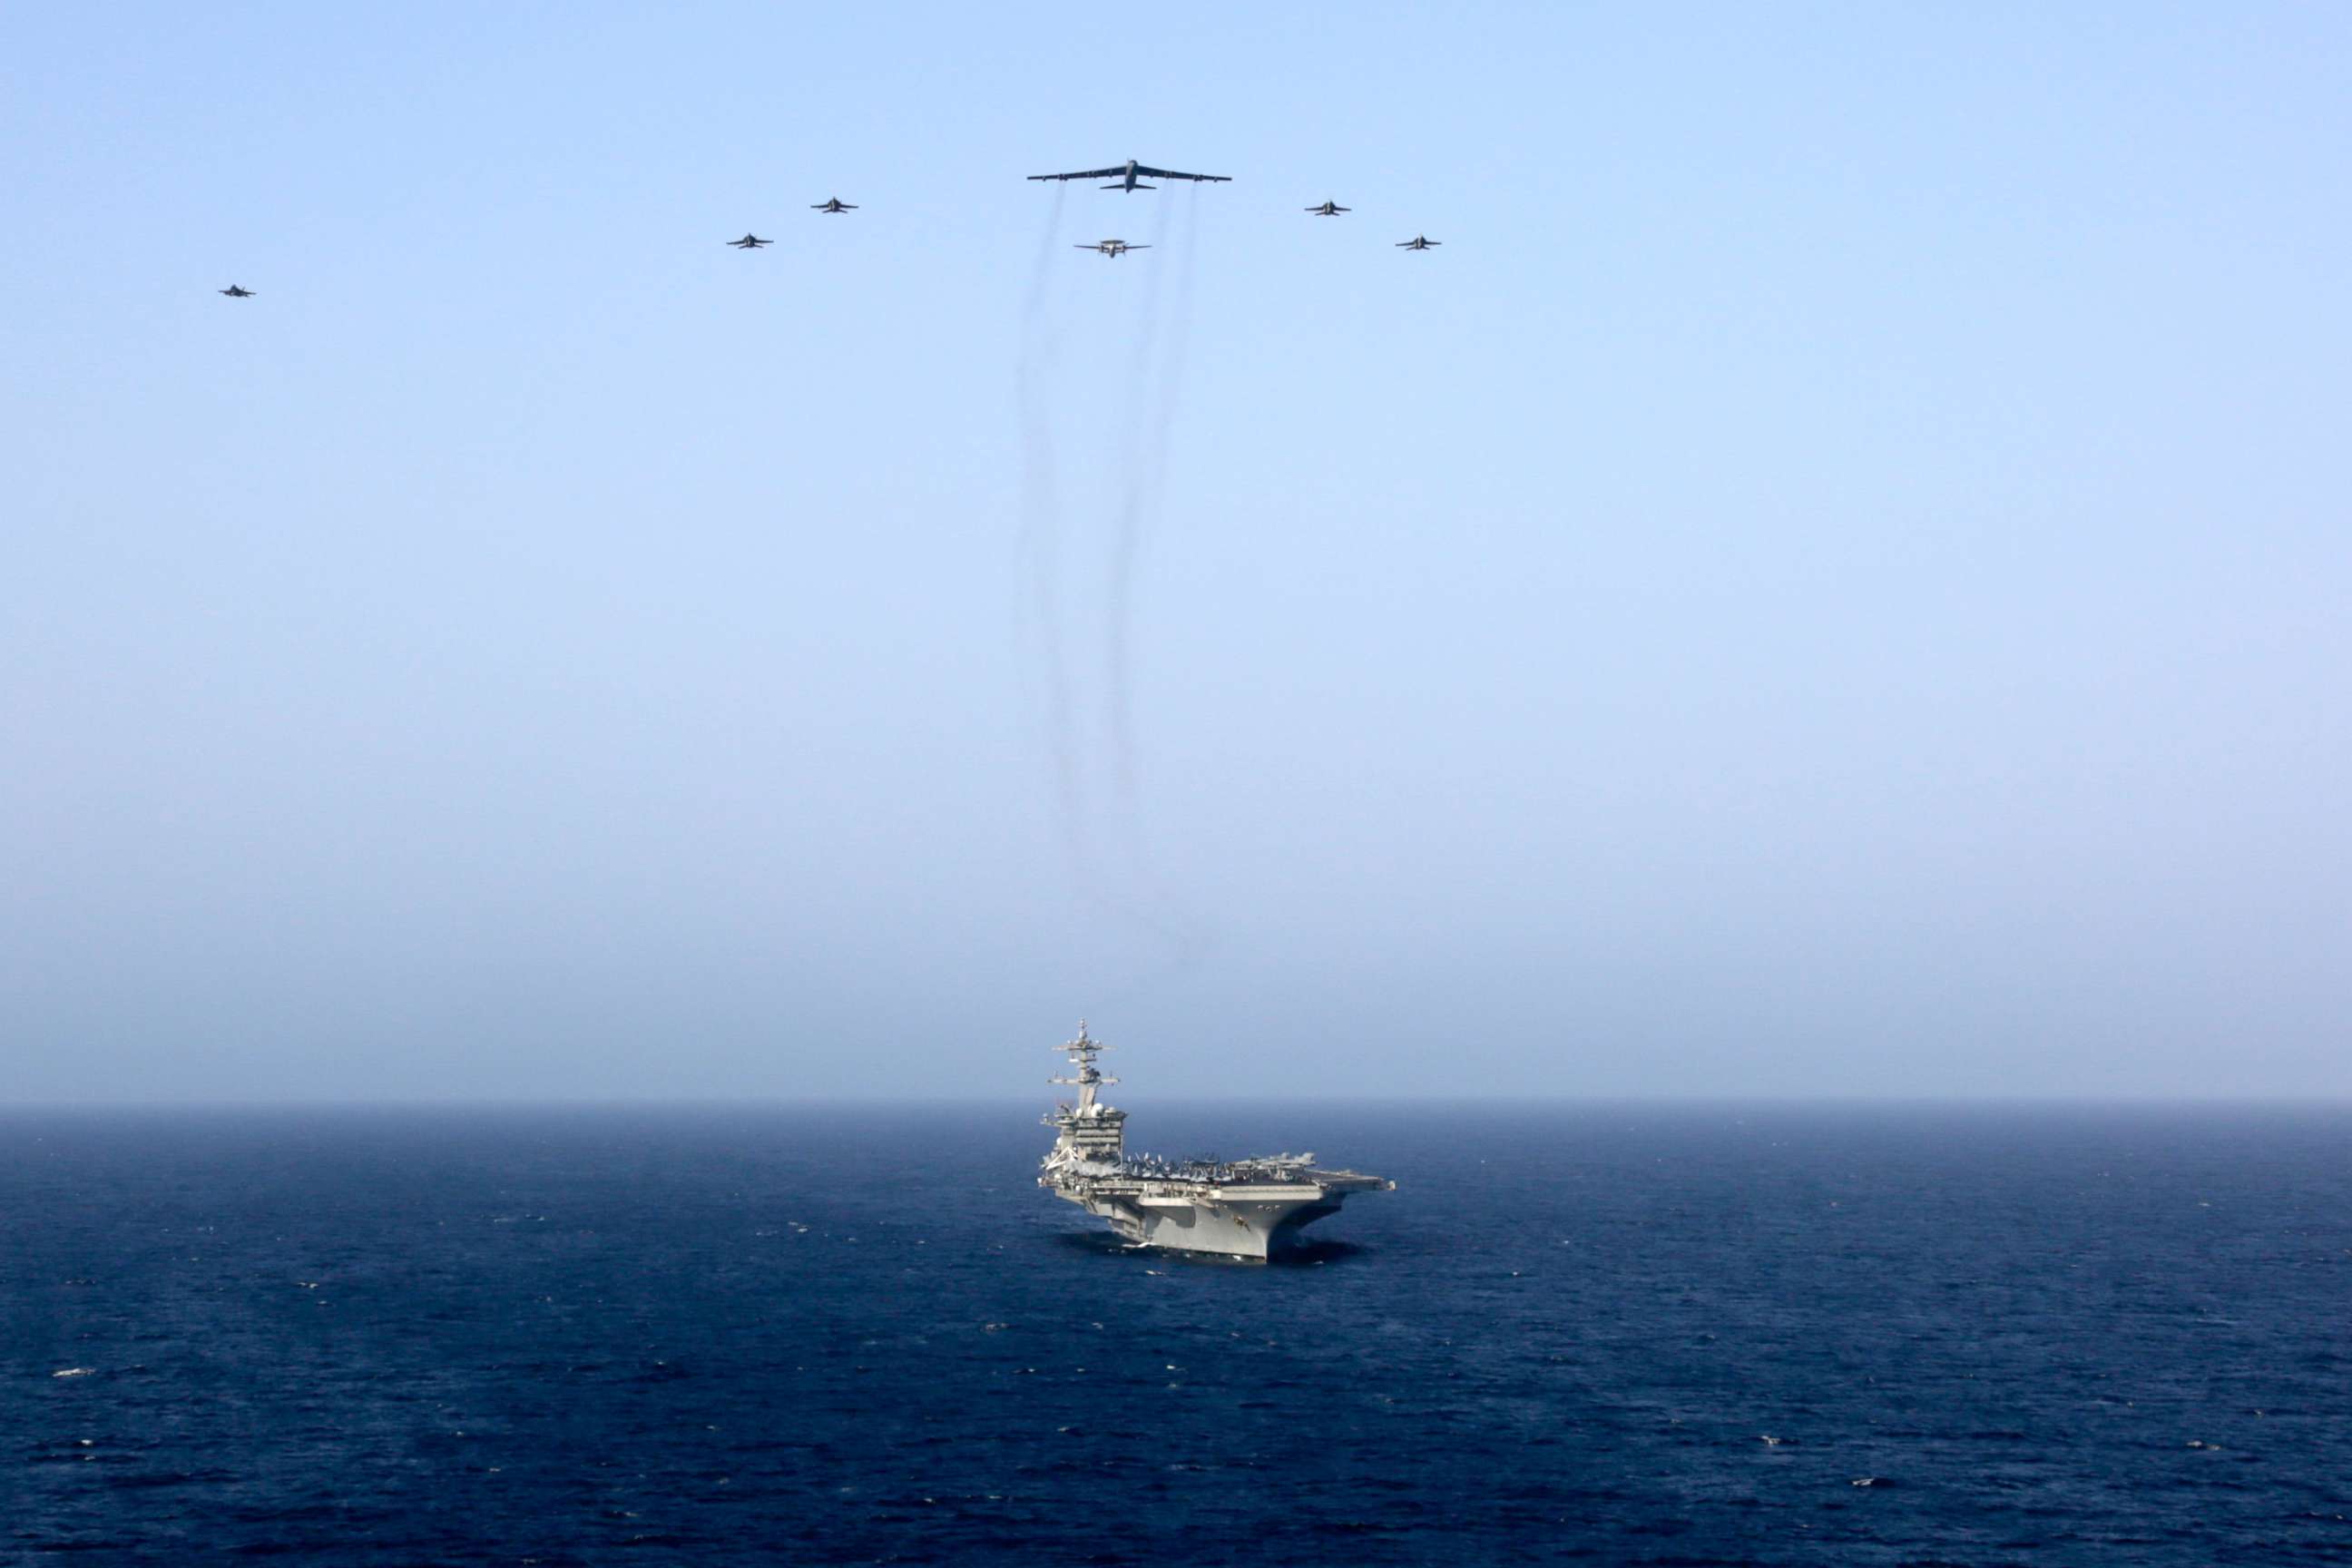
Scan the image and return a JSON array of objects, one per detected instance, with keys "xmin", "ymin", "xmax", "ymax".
[{"xmin": 1038, "ymin": 1022, "xmax": 1393, "ymax": 1259}]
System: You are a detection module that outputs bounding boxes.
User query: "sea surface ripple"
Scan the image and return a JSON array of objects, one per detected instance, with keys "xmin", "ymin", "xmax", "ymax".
[{"xmin": 5, "ymin": 1103, "xmax": 2348, "ymax": 1564}]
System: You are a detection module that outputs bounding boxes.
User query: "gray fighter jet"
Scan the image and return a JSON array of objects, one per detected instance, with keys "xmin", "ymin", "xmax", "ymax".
[
  {"xmin": 1029, "ymin": 159, "xmax": 1230, "ymax": 192},
  {"xmin": 1075, "ymin": 239, "xmax": 1151, "ymax": 258},
  {"xmin": 1396, "ymin": 235, "xmax": 1442, "ymax": 250},
  {"xmin": 810, "ymin": 198, "xmax": 858, "ymax": 214},
  {"xmin": 218, "ymin": 284, "xmax": 255, "ymax": 297},
  {"xmin": 1305, "ymin": 201, "xmax": 1350, "ymax": 216},
  {"xmin": 727, "ymin": 233, "xmax": 772, "ymax": 250}
]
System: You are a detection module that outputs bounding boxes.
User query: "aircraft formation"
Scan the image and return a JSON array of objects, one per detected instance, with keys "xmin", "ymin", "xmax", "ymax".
[
  {"xmin": 218, "ymin": 156, "xmax": 1443, "ymax": 296},
  {"xmin": 720, "ymin": 157, "xmax": 1440, "ymax": 265}
]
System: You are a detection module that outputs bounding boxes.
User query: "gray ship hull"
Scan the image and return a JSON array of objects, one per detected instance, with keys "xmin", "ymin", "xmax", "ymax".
[{"xmin": 1054, "ymin": 1185, "xmax": 1348, "ymax": 1259}]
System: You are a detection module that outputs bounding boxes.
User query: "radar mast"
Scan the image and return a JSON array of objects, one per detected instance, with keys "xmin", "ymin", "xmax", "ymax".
[
  {"xmin": 1044, "ymin": 1020, "xmax": 1126, "ymax": 1161},
  {"xmin": 1050, "ymin": 1019, "xmax": 1118, "ymax": 1112}
]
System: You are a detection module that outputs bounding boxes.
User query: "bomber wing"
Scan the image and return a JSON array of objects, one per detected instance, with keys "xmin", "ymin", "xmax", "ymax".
[
  {"xmin": 1029, "ymin": 167, "xmax": 1131, "ymax": 182},
  {"xmin": 1132, "ymin": 165, "xmax": 1229, "ymax": 182}
]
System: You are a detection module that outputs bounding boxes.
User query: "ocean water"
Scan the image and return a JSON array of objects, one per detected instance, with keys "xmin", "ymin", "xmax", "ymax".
[{"xmin": 5, "ymin": 1103, "xmax": 2348, "ymax": 1565}]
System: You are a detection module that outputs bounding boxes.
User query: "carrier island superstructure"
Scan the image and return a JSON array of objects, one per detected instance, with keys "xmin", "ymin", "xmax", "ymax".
[{"xmin": 1038, "ymin": 1022, "xmax": 1393, "ymax": 1259}]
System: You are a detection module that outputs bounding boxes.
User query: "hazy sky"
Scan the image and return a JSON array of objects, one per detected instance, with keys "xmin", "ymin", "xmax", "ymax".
[{"xmin": 5, "ymin": 3, "xmax": 2347, "ymax": 1101}]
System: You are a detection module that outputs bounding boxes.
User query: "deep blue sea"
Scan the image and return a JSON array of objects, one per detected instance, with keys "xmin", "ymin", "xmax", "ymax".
[{"xmin": 5, "ymin": 1103, "xmax": 2348, "ymax": 1565}]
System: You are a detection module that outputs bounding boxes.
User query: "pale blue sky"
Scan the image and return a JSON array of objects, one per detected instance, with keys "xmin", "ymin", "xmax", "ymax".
[{"xmin": 4, "ymin": 3, "xmax": 2347, "ymax": 1100}]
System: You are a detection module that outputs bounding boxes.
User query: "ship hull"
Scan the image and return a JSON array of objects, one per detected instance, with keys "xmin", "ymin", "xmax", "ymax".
[{"xmin": 1054, "ymin": 1186, "xmax": 1348, "ymax": 1260}]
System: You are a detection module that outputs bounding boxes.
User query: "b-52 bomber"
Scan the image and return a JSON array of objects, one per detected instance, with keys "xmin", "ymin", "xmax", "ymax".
[
  {"xmin": 726, "ymin": 233, "xmax": 772, "ymax": 250},
  {"xmin": 1306, "ymin": 201, "xmax": 1350, "ymax": 216},
  {"xmin": 1075, "ymin": 239, "xmax": 1150, "ymax": 259},
  {"xmin": 218, "ymin": 285, "xmax": 255, "ymax": 298},
  {"xmin": 1029, "ymin": 159, "xmax": 1230, "ymax": 193},
  {"xmin": 810, "ymin": 199, "xmax": 858, "ymax": 214},
  {"xmin": 1396, "ymin": 235, "xmax": 1443, "ymax": 250}
]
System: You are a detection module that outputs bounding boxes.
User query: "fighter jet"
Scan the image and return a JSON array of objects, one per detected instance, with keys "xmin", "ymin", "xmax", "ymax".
[
  {"xmin": 810, "ymin": 198, "xmax": 858, "ymax": 214},
  {"xmin": 1075, "ymin": 239, "xmax": 1151, "ymax": 259},
  {"xmin": 1305, "ymin": 201, "xmax": 1350, "ymax": 217},
  {"xmin": 726, "ymin": 233, "xmax": 772, "ymax": 250},
  {"xmin": 1396, "ymin": 235, "xmax": 1442, "ymax": 250},
  {"xmin": 1028, "ymin": 159, "xmax": 1230, "ymax": 192},
  {"xmin": 218, "ymin": 284, "xmax": 255, "ymax": 297}
]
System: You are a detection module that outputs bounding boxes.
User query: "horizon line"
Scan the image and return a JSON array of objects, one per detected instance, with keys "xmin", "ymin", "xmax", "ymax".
[{"xmin": 4, "ymin": 1093, "xmax": 2348, "ymax": 1112}]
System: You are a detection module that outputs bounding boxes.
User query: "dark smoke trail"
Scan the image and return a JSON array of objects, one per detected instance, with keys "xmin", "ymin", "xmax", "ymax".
[
  {"xmin": 1103, "ymin": 189, "xmax": 1186, "ymax": 817},
  {"xmin": 1094, "ymin": 185, "xmax": 1214, "ymax": 972},
  {"xmin": 1019, "ymin": 186, "xmax": 1215, "ymax": 983},
  {"xmin": 1016, "ymin": 184, "xmax": 1085, "ymax": 867},
  {"xmin": 1150, "ymin": 186, "xmax": 1203, "ymax": 490}
]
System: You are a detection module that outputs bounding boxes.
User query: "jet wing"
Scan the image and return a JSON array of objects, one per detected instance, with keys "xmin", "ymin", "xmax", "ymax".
[
  {"xmin": 1132, "ymin": 166, "xmax": 1230, "ymax": 182},
  {"xmin": 1029, "ymin": 167, "xmax": 1131, "ymax": 182}
]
